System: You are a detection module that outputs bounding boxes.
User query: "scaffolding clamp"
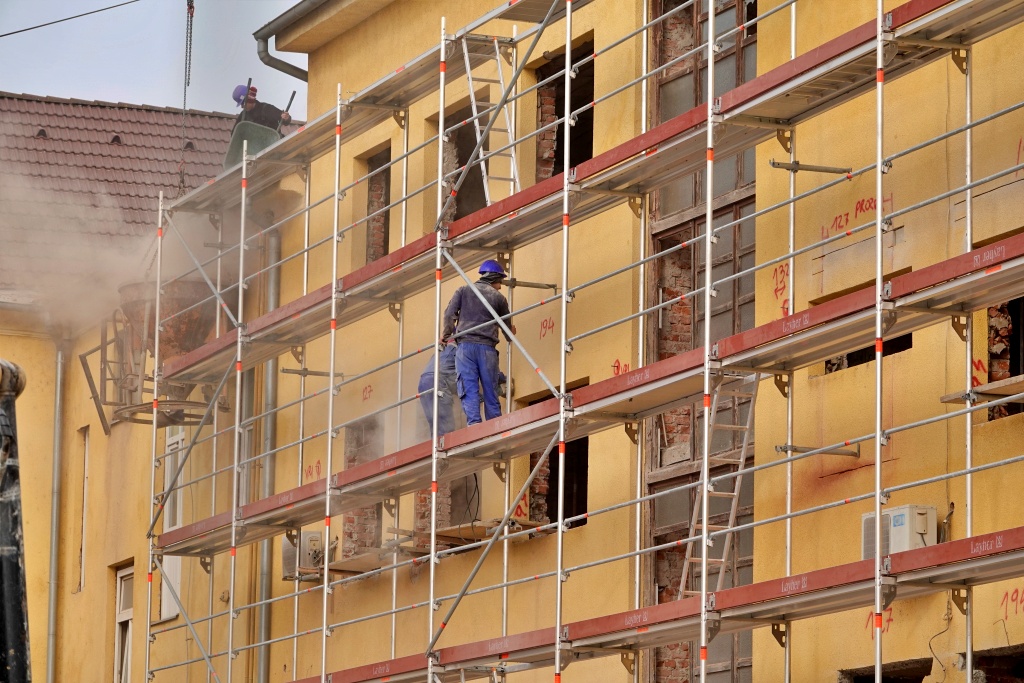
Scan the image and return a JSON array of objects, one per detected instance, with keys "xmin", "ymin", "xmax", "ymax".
[
  {"xmin": 285, "ymin": 529, "xmax": 299, "ymax": 547},
  {"xmin": 952, "ymin": 49, "xmax": 968, "ymax": 75},
  {"xmin": 773, "ymin": 373, "xmax": 790, "ymax": 398},
  {"xmin": 619, "ymin": 651, "xmax": 636, "ymax": 675},
  {"xmin": 951, "ymin": 315, "xmax": 968, "ymax": 342},
  {"xmin": 492, "ymin": 461, "xmax": 507, "ymax": 483},
  {"xmin": 705, "ymin": 611, "xmax": 721, "ymax": 643},
  {"xmin": 951, "ymin": 588, "xmax": 969, "ymax": 615},
  {"xmin": 393, "ymin": 109, "xmax": 406, "ymax": 129},
  {"xmin": 880, "ymin": 575, "xmax": 897, "ymax": 610},
  {"xmin": 624, "ymin": 422, "xmax": 638, "ymax": 445},
  {"xmin": 289, "ymin": 346, "xmax": 304, "ymax": 364},
  {"xmin": 628, "ymin": 196, "xmax": 642, "ymax": 218},
  {"xmin": 776, "ymin": 129, "xmax": 792, "ymax": 154},
  {"xmin": 388, "ymin": 302, "xmax": 402, "ymax": 322},
  {"xmin": 199, "ymin": 556, "xmax": 212, "ymax": 575},
  {"xmin": 771, "ymin": 622, "xmax": 788, "ymax": 648},
  {"xmin": 564, "ymin": 340, "xmax": 574, "ymax": 354}
]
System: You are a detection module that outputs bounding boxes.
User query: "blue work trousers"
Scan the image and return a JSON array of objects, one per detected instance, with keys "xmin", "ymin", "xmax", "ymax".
[
  {"xmin": 455, "ymin": 342, "xmax": 501, "ymax": 425},
  {"xmin": 418, "ymin": 344, "xmax": 458, "ymax": 436}
]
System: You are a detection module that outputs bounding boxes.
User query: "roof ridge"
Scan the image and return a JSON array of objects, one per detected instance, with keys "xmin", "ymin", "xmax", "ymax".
[{"xmin": 0, "ymin": 91, "xmax": 237, "ymax": 120}]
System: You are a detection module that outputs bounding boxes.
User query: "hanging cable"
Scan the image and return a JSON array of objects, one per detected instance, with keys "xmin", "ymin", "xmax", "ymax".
[{"xmin": 176, "ymin": 0, "xmax": 195, "ymax": 198}]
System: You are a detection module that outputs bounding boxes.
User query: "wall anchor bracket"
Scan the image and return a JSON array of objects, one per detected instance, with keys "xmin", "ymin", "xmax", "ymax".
[{"xmin": 771, "ymin": 622, "xmax": 788, "ymax": 648}]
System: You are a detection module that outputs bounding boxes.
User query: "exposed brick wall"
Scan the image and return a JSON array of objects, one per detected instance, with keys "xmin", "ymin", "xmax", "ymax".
[
  {"xmin": 414, "ymin": 485, "xmax": 452, "ymax": 550},
  {"xmin": 657, "ymin": 236, "xmax": 694, "ymax": 464},
  {"xmin": 529, "ymin": 451, "xmax": 552, "ymax": 523},
  {"xmin": 989, "ymin": 304, "xmax": 1013, "ymax": 420},
  {"xmin": 536, "ymin": 82, "xmax": 558, "ymax": 183},
  {"xmin": 660, "ymin": 0, "xmax": 696, "ymax": 79},
  {"xmin": 365, "ymin": 148, "xmax": 390, "ymax": 264},
  {"xmin": 655, "ymin": 540, "xmax": 691, "ymax": 682},
  {"xmin": 652, "ymin": 234, "xmax": 695, "ymax": 683},
  {"xmin": 342, "ymin": 416, "xmax": 383, "ymax": 558}
]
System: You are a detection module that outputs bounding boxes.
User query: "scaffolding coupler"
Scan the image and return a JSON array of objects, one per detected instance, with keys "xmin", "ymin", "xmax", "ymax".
[{"xmin": 775, "ymin": 443, "xmax": 860, "ymax": 458}]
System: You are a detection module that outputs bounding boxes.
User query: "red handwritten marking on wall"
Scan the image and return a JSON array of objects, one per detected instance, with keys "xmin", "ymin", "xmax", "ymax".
[
  {"xmin": 1000, "ymin": 586, "xmax": 1024, "ymax": 620},
  {"xmin": 772, "ymin": 262, "xmax": 791, "ymax": 315},
  {"xmin": 305, "ymin": 459, "xmax": 323, "ymax": 481},
  {"xmin": 864, "ymin": 608, "xmax": 894, "ymax": 639},
  {"xmin": 972, "ymin": 358, "xmax": 987, "ymax": 388},
  {"xmin": 362, "ymin": 385, "xmax": 373, "ymax": 401},
  {"xmin": 539, "ymin": 316, "xmax": 556, "ymax": 339},
  {"xmin": 611, "ymin": 359, "xmax": 631, "ymax": 376},
  {"xmin": 514, "ymin": 502, "xmax": 528, "ymax": 518},
  {"xmin": 820, "ymin": 193, "xmax": 895, "ymax": 240}
]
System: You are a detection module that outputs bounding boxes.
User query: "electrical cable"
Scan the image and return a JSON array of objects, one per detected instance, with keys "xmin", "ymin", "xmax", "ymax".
[
  {"xmin": 0, "ymin": 0, "xmax": 144, "ymax": 39},
  {"xmin": 927, "ymin": 597, "xmax": 953, "ymax": 683}
]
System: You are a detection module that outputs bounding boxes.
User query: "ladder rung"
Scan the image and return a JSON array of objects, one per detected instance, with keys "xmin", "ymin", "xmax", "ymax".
[
  {"xmin": 708, "ymin": 456, "xmax": 742, "ymax": 465},
  {"xmin": 718, "ymin": 390, "xmax": 754, "ymax": 398},
  {"xmin": 713, "ymin": 424, "xmax": 749, "ymax": 432},
  {"xmin": 694, "ymin": 523, "xmax": 729, "ymax": 530},
  {"xmin": 687, "ymin": 557, "xmax": 726, "ymax": 564},
  {"xmin": 489, "ymin": 176, "xmax": 516, "ymax": 182},
  {"xmin": 474, "ymin": 77, "xmax": 502, "ymax": 84},
  {"xmin": 707, "ymin": 490, "xmax": 738, "ymax": 498},
  {"xmin": 490, "ymin": 151, "xmax": 513, "ymax": 157},
  {"xmin": 490, "ymin": 128, "xmax": 509, "ymax": 133}
]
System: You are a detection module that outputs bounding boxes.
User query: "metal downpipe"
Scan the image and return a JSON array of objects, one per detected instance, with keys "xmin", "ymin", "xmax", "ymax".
[
  {"xmin": 45, "ymin": 337, "xmax": 68, "ymax": 683},
  {"xmin": 256, "ymin": 228, "xmax": 282, "ymax": 682}
]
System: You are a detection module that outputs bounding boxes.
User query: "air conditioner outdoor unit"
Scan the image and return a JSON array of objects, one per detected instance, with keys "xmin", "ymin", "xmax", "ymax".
[
  {"xmin": 861, "ymin": 505, "xmax": 936, "ymax": 560},
  {"xmin": 282, "ymin": 531, "xmax": 335, "ymax": 580}
]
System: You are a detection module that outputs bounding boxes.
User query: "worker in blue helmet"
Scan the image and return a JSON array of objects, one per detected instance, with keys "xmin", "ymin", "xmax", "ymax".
[
  {"xmin": 441, "ymin": 259, "xmax": 516, "ymax": 425},
  {"xmin": 231, "ymin": 84, "xmax": 291, "ymax": 134}
]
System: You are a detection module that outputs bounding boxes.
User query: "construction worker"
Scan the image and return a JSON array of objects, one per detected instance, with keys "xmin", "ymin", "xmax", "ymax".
[
  {"xmin": 442, "ymin": 260, "xmax": 516, "ymax": 425},
  {"xmin": 417, "ymin": 340, "xmax": 459, "ymax": 436},
  {"xmin": 231, "ymin": 84, "xmax": 291, "ymax": 134}
]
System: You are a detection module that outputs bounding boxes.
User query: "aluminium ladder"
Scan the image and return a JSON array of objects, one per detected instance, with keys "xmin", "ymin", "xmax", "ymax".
[
  {"xmin": 678, "ymin": 372, "xmax": 761, "ymax": 597},
  {"xmin": 461, "ymin": 35, "xmax": 521, "ymax": 203}
]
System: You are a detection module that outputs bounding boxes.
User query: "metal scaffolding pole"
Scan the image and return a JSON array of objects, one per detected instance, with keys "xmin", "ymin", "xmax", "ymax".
[
  {"xmin": 293, "ymin": 164, "xmax": 312, "ymax": 681},
  {"xmin": 427, "ymin": 18, "xmax": 448, "ymax": 681},
  {"xmin": 319, "ymin": 86, "xmax": 345, "ymax": 682},
  {"xmin": 635, "ymin": 2, "xmax": 650, "ymax": 679},
  {"xmin": 393, "ymin": 106, "xmax": 410, "ymax": 661},
  {"xmin": 872, "ymin": 4, "xmax": 886, "ymax": 680},
  {"xmin": 144, "ymin": 192, "xmax": 164, "ymax": 681},
  {"xmin": 553, "ymin": 2, "xmax": 573, "ymax": 680},
  {"xmin": 962, "ymin": 45, "xmax": 975, "ymax": 683},
  {"xmin": 226, "ymin": 140, "xmax": 251, "ymax": 683},
  {"xmin": 784, "ymin": 5, "xmax": 797, "ymax": 681},
  {"xmin": 210, "ymin": 208, "xmax": 224, "ymax": 683},
  {"xmin": 699, "ymin": 4, "xmax": 717, "ymax": 681}
]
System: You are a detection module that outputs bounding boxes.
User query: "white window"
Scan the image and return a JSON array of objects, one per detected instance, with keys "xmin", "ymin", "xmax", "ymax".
[
  {"xmin": 160, "ymin": 428, "xmax": 185, "ymax": 620},
  {"xmin": 114, "ymin": 567, "xmax": 133, "ymax": 683}
]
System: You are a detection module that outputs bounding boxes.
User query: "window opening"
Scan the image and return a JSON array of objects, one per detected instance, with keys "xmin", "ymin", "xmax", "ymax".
[
  {"xmin": 654, "ymin": 0, "xmax": 757, "ymax": 218},
  {"xmin": 74, "ymin": 426, "xmax": 90, "ymax": 593},
  {"xmin": 443, "ymin": 105, "xmax": 488, "ymax": 221},
  {"xmin": 989, "ymin": 296, "xmax": 1023, "ymax": 418},
  {"xmin": 536, "ymin": 40, "xmax": 595, "ymax": 180},
  {"xmin": 365, "ymin": 146, "xmax": 391, "ymax": 264}
]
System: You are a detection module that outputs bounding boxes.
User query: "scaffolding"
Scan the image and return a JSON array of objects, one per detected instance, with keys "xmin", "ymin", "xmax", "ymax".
[{"xmin": 141, "ymin": 0, "xmax": 1024, "ymax": 681}]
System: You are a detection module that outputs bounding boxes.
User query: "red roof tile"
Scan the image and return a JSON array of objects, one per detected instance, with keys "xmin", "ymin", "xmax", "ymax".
[{"xmin": 0, "ymin": 92, "xmax": 237, "ymax": 319}]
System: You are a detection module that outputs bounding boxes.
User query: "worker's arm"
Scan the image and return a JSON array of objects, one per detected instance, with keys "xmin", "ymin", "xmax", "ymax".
[
  {"xmin": 496, "ymin": 297, "xmax": 513, "ymax": 342},
  {"xmin": 441, "ymin": 288, "xmax": 462, "ymax": 341}
]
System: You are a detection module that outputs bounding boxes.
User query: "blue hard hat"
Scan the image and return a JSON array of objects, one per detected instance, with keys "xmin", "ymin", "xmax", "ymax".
[
  {"xmin": 233, "ymin": 84, "xmax": 256, "ymax": 107},
  {"xmin": 479, "ymin": 259, "xmax": 506, "ymax": 276}
]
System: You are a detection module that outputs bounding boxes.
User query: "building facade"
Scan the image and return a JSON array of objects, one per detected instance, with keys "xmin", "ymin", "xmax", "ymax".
[{"xmin": 9, "ymin": 1, "xmax": 1024, "ymax": 682}]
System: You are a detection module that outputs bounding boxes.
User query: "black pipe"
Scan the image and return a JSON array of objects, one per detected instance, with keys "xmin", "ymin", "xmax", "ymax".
[{"xmin": 0, "ymin": 359, "xmax": 30, "ymax": 683}]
